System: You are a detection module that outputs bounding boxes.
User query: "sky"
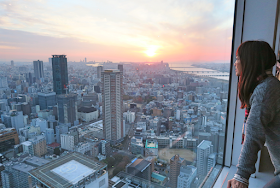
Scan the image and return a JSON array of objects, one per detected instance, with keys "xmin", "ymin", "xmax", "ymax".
[{"xmin": 0, "ymin": 0, "xmax": 235, "ymax": 63}]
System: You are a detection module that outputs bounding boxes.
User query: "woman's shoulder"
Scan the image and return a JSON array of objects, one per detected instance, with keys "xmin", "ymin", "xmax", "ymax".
[{"xmin": 251, "ymin": 77, "xmax": 280, "ymax": 103}]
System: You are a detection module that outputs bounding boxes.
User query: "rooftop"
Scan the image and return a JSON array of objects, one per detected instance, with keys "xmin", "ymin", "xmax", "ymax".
[
  {"xmin": 151, "ymin": 172, "xmax": 166, "ymax": 181},
  {"xmin": 197, "ymin": 140, "xmax": 212, "ymax": 149},
  {"xmin": 29, "ymin": 152, "xmax": 107, "ymax": 188},
  {"xmin": 127, "ymin": 159, "xmax": 151, "ymax": 172},
  {"xmin": 145, "ymin": 139, "xmax": 158, "ymax": 148}
]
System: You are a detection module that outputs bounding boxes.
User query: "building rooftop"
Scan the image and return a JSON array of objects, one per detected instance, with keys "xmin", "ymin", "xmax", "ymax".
[
  {"xmin": 197, "ymin": 140, "xmax": 212, "ymax": 149},
  {"xmin": 38, "ymin": 92, "xmax": 56, "ymax": 97},
  {"xmin": 21, "ymin": 141, "xmax": 32, "ymax": 146},
  {"xmin": 145, "ymin": 139, "xmax": 158, "ymax": 148},
  {"xmin": 12, "ymin": 163, "xmax": 36, "ymax": 173},
  {"xmin": 127, "ymin": 159, "xmax": 150, "ymax": 172},
  {"xmin": 29, "ymin": 152, "xmax": 106, "ymax": 188},
  {"xmin": 78, "ymin": 106, "xmax": 97, "ymax": 113},
  {"xmin": 24, "ymin": 156, "xmax": 50, "ymax": 167},
  {"xmin": 151, "ymin": 172, "xmax": 166, "ymax": 181}
]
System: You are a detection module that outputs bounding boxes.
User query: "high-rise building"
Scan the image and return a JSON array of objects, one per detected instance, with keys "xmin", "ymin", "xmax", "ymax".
[
  {"xmin": 11, "ymin": 60, "xmax": 14, "ymax": 67},
  {"xmin": 57, "ymin": 94, "xmax": 78, "ymax": 125},
  {"xmin": 0, "ymin": 77, "xmax": 8, "ymax": 88},
  {"xmin": 60, "ymin": 131, "xmax": 79, "ymax": 151},
  {"xmin": 197, "ymin": 140, "xmax": 213, "ymax": 176},
  {"xmin": 207, "ymin": 153, "xmax": 217, "ymax": 173},
  {"xmin": 33, "ymin": 60, "xmax": 44, "ymax": 79},
  {"xmin": 52, "ymin": 55, "xmax": 68, "ymax": 95},
  {"xmin": 85, "ymin": 57, "xmax": 87, "ymax": 63},
  {"xmin": 38, "ymin": 92, "xmax": 56, "ymax": 110},
  {"xmin": 170, "ymin": 154, "xmax": 185, "ymax": 188},
  {"xmin": 29, "ymin": 135, "xmax": 47, "ymax": 157},
  {"xmin": 177, "ymin": 165, "xmax": 197, "ymax": 188},
  {"xmin": 97, "ymin": 66, "xmax": 103, "ymax": 79},
  {"xmin": 102, "ymin": 70, "xmax": 123, "ymax": 144}
]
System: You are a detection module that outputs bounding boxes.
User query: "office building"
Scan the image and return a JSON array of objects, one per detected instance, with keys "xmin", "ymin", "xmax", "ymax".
[
  {"xmin": 177, "ymin": 165, "xmax": 197, "ymax": 188},
  {"xmin": 11, "ymin": 60, "xmax": 14, "ymax": 66},
  {"xmin": 99, "ymin": 139, "xmax": 111, "ymax": 157},
  {"xmin": 33, "ymin": 60, "xmax": 44, "ymax": 79},
  {"xmin": 97, "ymin": 66, "xmax": 103, "ymax": 79},
  {"xmin": 118, "ymin": 64, "xmax": 123, "ymax": 72},
  {"xmin": 10, "ymin": 111, "xmax": 24, "ymax": 132},
  {"xmin": 0, "ymin": 128, "xmax": 19, "ymax": 153},
  {"xmin": 77, "ymin": 106, "xmax": 98, "ymax": 122},
  {"xmin": 131, "ymin": 137, "xmax": 144, "ymax": 156},
  {"xmin": 29, "ymin": 152, "xmax": 108, "ymax": 188},
  {"xmin": 207, "ymin": 153, "xmax": 217, "ymax": 173},
  {"xmin": 197, "ymin": 140, "xmax": 213, "ymax": 176},
  {"xmin": 57, "ymin": 94, "xmax": 78, "ymax": 125},
  {"xmin": 38, "ymin": 92, "xmax": 56, "ymax": 110},
  {"xmin": 61, "ymin": 131, "xmax": 79, "ymax": 151},
  {"xmin": 29, "ymin": 135, "xmax": 47, "ymax": 157},
  {"xmin": 52, "ymin": 55, "xmax": 68, "ymax": 95},
  {"xmin": 102, "ymin": 70, "xmax": 123, "ymax": 144},
  {"xmin": 112, "ymin": 172, "xmax": 165, "ymax": 188},
  {"xmin": 170, "ymin": 154, "xmax": 185, "ymax": 188},
  {"xmin": 0, "ymin": 77, "xmax": 8, "ymax": 88},
  {"xmin": 126, "ymin": 158, "xmax": 152, "ymax": 181},
  {"xmin": 1, "ymin": 156, "xmax": 49, "ymax": 188},
  {"xmin": 45, "ymin": 128, "xmax": 55, "ymax": 144},
  {"xmin": 22, "ymin": 141, "xmax": 34, "ymax": 155}
]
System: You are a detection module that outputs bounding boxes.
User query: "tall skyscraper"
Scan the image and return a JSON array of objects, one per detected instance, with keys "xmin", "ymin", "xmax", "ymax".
[
  {"xmin": 97, "ymin": 66, "xmax": 103, "ymax": 79},
  {"xmin": 52, "ymin": 55, "xmax": 68, "ymax": 95},
  {"xmin": 102, "ymin": 70, "xmax": 123, "ymax": 144},
  {"xmin": 33, "ymin": 60, "xmax": 44, "ymax": 79},
  {"xmin": 57, "ymin": 94, "xmax": 77, "ymax": 125},
  {"xmin": 85, "ymin": 57, "xmax": 87, "ymax": 63},
  {"xmin": 48, "ymin": 58, "xmax": 52, "ymax": 66},
  {"xmin": 11, "ymin": 60, "xmax": 14, "ymax": 67},
  {"xmin": 170, "ymin": 154, "xmax": 184, "ymax": 188},
  {"xmin": 197, "ymin": 140, "xmax": 213, "ymax": 176}
]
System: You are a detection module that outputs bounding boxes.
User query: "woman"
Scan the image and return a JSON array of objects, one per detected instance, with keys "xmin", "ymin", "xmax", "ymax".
[{"xmin": 227, "ymin": 41, "xmax": 280, "ymax": 188}]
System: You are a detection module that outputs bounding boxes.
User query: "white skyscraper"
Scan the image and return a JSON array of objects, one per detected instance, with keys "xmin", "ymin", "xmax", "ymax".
[
  {"xmin": 102, "ymin": 70, "xmax": 123, "ymax": 144},
  {"xmin": 207, "ymin": 153, "xmax": 217, "ymax": 173},
  {"xmin": 197, "ymin": 140, "xmax": 213, "ymax": 176}
]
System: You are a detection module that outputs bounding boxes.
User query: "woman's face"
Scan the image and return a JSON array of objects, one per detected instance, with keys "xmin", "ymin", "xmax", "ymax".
[{"xmin": 234, "ymin": 55, "xmax": 242, "ymax": 76}]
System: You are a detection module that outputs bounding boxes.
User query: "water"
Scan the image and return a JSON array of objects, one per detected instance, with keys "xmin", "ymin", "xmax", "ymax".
[{"xmin": 169, "ymin": 63, "xmax": 229, "ymax": 81}]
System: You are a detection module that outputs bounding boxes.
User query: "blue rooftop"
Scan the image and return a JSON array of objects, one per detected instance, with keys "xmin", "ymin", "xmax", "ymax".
[{"xmin": 152, "ymin": 172, "xmax": 166, "ymax": 181}]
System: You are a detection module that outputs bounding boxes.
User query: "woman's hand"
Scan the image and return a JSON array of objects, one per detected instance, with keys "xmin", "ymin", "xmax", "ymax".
[{"xmin": 227, "ymin": 179, "xmax": 248, "ymax": 188}]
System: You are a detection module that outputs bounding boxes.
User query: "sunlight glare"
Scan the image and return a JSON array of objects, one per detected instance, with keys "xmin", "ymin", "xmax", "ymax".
[{"xmin": 144, "ymin": 45, "xmax": 158, "ymax": 57}]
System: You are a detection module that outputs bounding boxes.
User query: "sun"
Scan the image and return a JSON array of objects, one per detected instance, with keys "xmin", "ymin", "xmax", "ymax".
[{"xmin": 144, "ymin": 45, "xmax": 158, "ymax": 57}]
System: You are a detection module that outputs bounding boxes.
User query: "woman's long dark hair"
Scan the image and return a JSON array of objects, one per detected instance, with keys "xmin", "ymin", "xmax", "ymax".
[{"xmin": 237, "ymin": 41, "xmax": 276, "ymax": 109}]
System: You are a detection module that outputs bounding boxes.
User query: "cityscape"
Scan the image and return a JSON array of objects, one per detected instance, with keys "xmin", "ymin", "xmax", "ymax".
[{"xmin": 0, "ymin": 58, "xmax": 230, "ymax": 188}]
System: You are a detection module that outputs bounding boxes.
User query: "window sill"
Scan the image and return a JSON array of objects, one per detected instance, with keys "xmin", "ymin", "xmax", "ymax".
[{"xmin": 213, "ymin": 165, "xmax": 274, "ymax": 188}]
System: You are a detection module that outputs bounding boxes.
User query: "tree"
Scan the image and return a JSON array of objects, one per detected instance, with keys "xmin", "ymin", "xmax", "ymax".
[{"xmin": 54, "ymin": 147, "xmax": 60, "ymax": 155}]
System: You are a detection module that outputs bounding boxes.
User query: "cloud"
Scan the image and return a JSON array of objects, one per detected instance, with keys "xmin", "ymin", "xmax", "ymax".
[{"xmin": 0, "ymin": 0, "xmax": 235, "ymax": 62}]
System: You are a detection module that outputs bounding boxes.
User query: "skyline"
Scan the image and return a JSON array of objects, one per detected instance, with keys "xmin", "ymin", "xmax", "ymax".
[{"xmin": 0, "ymin": 0, "xmax": 234, "ymax": 63}]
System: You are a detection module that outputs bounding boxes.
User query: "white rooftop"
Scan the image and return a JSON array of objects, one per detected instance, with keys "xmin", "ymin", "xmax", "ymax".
[{"xmin": 51, "ymin": 160, "xmax": 96, "ymax": 185}]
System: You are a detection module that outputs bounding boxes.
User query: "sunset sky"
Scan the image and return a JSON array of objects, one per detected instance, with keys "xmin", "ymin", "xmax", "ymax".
[{"xmin": 0, "ymin": 0, "xmax": 235, "ymax": 63}]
